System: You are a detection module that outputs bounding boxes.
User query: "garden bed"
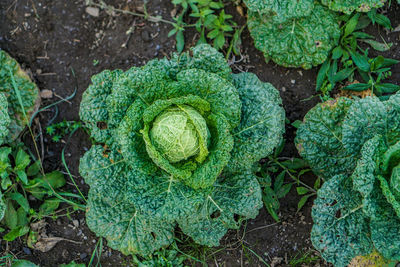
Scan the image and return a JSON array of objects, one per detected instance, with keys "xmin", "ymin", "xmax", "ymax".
[{"xmin": 0, "ymin": 0, "xmax": 399, "ymax": 266}]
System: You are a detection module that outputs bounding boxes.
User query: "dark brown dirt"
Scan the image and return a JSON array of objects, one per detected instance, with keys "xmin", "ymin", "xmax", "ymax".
[{"xmin": 0, "ymin": 0, "xmax": 399, "ymax": 266}]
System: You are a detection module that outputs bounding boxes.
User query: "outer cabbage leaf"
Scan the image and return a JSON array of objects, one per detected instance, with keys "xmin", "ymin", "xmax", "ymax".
[
  {"xmin": 247, "ymin": 4, "xmax": 340, "ymax": 69},
  {"xmin": 0, "ymin": 50, "xmax": 40, "ymax": 142},
  {"xmin": 177, "ymin": 172, "xmax": 262, "ymax": 246},
  {"xmin": 79, "ymin": 69, "xmax": 123, "ymax": 145},
  {"xmin": 227, "ymin": 73, "xmax": 285, "ymax": 172},
  {"xmin": 295, "ymin": 98, "xmax": 355, "ymax": 180},
  {"xmin": 311, "ymin": 175, "xmax": 373, "ymax": 267},
  {"xmin": 0, "ymin": 94, "xmax": 10, "ymax": 145},
  {"xmin": 342, "ymin": 97, "xmax": 388, "ymax": 157},
  {"xmin": 243, "ymin": 0, "xmax": 314, "ymax": 23},
  {"xmin": 321, "ymin": 0, "xmax": 386, "ymax": 14}
]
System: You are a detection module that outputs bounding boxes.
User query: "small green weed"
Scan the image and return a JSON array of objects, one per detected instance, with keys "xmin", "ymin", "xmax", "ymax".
[
  {"xmin": 289, "ymin": 250, "xmax": 321, "ymax": 267},
  {"xmin": 0, "ymin": 144, "xmax": 84, "ymax": 242},
  {"xmin": 316, "ymin": 10, "xmax": 399, "ymax": 97},
  {"xmin": 46, "ymin": 120, "xmax": 82, "ymax": 143},
  {"xmin": 259, "ymin": 137, "xmax": 320, "ymax": 222},
  {"xmin": 170, "ymin": 0, "xmax": 241, "ymax": 55}
]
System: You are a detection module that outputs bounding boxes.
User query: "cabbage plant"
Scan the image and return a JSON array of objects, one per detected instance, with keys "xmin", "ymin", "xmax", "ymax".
[
  {"xmin": 0, "ymin": 50, "xmax": 40, "ymax": 142},
  {"xmin": 79, "ymin": 44, "xmax": 285, "ymax": 256},
  {"xmin": 295, "ymin": 92, "xmax": 400, "ymax": 266}
]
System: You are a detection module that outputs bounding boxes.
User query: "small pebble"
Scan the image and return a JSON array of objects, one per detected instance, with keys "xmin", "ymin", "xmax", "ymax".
[
  {"xmin": 40, "ymin": 89, "xmax": 53, "ymax": 99},
  {"xmin": 72, "ymin": 219, "xmax": 79, "ymax": 228},
  {"xmin": 85, "ymin": 7, "xmax": 99, "ymax": 17},
  {"xmin": 80, "ymin": 253, "xmax": 88, "ymax": 259}
]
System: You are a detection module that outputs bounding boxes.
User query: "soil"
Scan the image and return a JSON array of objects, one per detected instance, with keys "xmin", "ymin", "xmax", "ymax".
[{"xmin": 0, "ymin": 0, "xmax": 399, "ymax": 266}]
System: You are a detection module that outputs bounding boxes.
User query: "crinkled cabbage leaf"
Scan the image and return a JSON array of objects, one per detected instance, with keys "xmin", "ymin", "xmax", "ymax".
[
  {"xmin": 243, "ymin": 0, "xmax": 314, "ymax": 23},
  {"xmin": 0, "ymin": 50, "xmax": 40, "ymax": 142},
  {"xmin": 247, "ymin": 4, "xmax": 340, "ymax": 69}
]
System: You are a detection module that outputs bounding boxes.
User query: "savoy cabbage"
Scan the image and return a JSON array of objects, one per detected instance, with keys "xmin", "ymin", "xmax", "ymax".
[
  {"xmin": 295, "ymin": 92, "xmax": 400, "ymax": 266},
  {"xmin": 0, "ymin": 50, "xmax": 40, "ymax": 142},
  {"xmin": 79, "ymin": 44, "xmax": 285, "ymax": 256}
]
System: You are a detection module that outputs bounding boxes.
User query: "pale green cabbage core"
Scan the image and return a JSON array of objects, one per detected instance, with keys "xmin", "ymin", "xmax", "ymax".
[{"xmin": 150, "ymin": 105, "xmax": 209, "ymax": 163}]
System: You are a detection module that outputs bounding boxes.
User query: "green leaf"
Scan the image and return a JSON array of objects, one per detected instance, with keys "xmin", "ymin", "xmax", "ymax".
[
  {"xmin": 332, "ymin": 68, "xmax": 355, "ymax": 83},
  {"xmin": 375, "ymin": 83, "xmax": 400, "ymax": 94},
  {"xmin": 27, "ymin": 160, "xmax": 41, "ymax": 176},
  {"xmin": 16, "ymin": 170, "xmax": 28, "ymax": 185},
  {"xmin": 295, "ymin": 97, "xmax": 355, "ymax": 180},
  {"xmin": 15, "ymin": 149, "xmax": 30, "ymax": 171},
  {"xmin": 176, "ymin": 31, "xmax": 185, "ymax": 53},
  {"xmin": 11, "ymin": 260, "xmax": 39, "ymax": 267},
  {"xmin": 375, "ymin": 14, "xmax": 392, "ymax": 29},
  {"xmin": 316, "ymin": 60, "xmax": 330, "ymax": 91},
  {"xmin": 311, "ymin": 175, "xmax": 372, "ymax": 267},
  {"xmin": 10, "ymin": 192, "xmax": 30, "ymax": 212},
  {"xmin": 349, "ymin": 51, "xmax": 370, "ymax": 72},
  {"xmin": 361, "ymin": 39, "xmax": 392, "ymax": 52},
  {"xmin": 38, "ymin": 171, "xmax": 66, "ymax": 189},
  {"xmin": 276, "ymin": 183, "xmax": 292, "ymax": 198},
  {"xmin": 296, "ymin": 187, "xmax": 309, "ymax": 195},
  {"xmin": 227, "ymin": 73, "xmax": 285, "ymax": 172},
  {"xmin": 274, "ymin": 171, "xmax": 285, "ymax": 191},
  {"xmin": 344, "ymin": 13, "xmax": 360, "ymax": 37},
  {"xmin": 4, "ymin": 200, "xmax": 18, "ymax": 229},
  {"xmin": 3, "ymin": 225, "xmax": 29, "ymax": 241},
  {"xmin": 39, "ymin": 198, "xmax": 61, "ymax": 215},
  {"xmin": 297, "ymin": 194, "xmax": 310, "ymax": 212},
  {"xmin": 281, "ymin": 158, "xmax": 308, "ymax": 170},
  {"xmin": 16, "ymin": 207, "xmax": 28, "ymax": 227},
  {"xmin": 352, "ymin": 31, "xmax": 374, "ymax": 39},
  {"xmin": 247, "ymin": 4, "xmax": 340, "ymax": 69},
  {"xmin": 342, "ymin": 83, "xmax": 371, "ymax": 91},
  {"xmin": 331, "ymin": 47, "xmax": 343, "ymax": 60}
]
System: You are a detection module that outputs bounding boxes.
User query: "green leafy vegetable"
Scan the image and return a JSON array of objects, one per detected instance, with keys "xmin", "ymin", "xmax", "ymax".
[
  {"xmin": 79, "ymin": 44, "xmax": 285, "ymax": 256},
  {"xmin": 247, "ymin": 4, "xmax": 340, "ymax": 69},
  {"xmin": 295, "ymin": 92, "xmax": 400, "ymax": 266},
  {"xmin": 0, "ymin": 50, "xmax": 40, "ymax": 142}
]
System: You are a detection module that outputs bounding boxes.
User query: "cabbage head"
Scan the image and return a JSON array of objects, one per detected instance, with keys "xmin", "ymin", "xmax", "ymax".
[
  {"xmin": 0, "ymin": 50, "xmax": 40, "ymax": 142},
  {"xmin": 79, "ymin": 44, "xmax": 285, "ymax": 256},
  {"xmin": 295, "ymin": 92, "xmax": 400, "ymax": 266},
  {"xmin": 247, "ymin": 3, "xmax": 340, "ymax": 69}
]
